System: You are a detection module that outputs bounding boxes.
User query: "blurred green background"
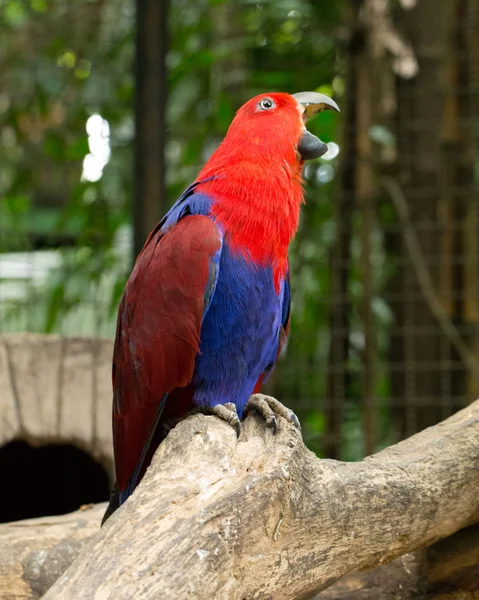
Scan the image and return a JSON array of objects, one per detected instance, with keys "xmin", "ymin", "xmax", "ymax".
[{"xmin": 1, "ymin": 0, "xmax": 478, "ymax": 465}]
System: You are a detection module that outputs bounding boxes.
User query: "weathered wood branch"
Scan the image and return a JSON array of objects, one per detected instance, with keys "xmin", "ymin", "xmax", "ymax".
[
  {"xmin": 320, "ymin": 522, "xmax": 479, "ymax": 599},
  {"xmin": 2, "ymin": 506, "xmax": 478, "ymax": 599},
  {"xmin": 0, "ymin": 503, "xmax": 105, "ymax": 599},
  {"xmin": 43, "ymin": 401, "xmax": 479, "ymax": 600}
]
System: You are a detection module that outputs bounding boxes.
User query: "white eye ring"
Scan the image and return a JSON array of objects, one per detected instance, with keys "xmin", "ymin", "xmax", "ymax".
[{"xmin": 258, "ymin": 98, "xmax": 275, "ymax": 110}]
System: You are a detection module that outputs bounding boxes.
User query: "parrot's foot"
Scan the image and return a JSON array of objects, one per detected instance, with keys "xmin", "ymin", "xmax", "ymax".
[
  {"xmin": 245, "ymin": 393, "xmax": 301, "ymax": 434},
  {"xmin": 209, "ymin": 402, "xmax": 241, "ymax": 437}
]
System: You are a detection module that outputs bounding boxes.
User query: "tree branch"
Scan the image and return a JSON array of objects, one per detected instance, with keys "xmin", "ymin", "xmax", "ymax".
[
  {"xmin": 2, "ymin": 508, "xmax": 478, "ymax": 598},
  {"xmin": 0, "ymin": 503, "xmax": 105, "ymax": 599},
  {"xmin": 44, "ymin": 400, "xmax": 479, "ymax": 600},
  {"xmin": 320, "ymin": 523, "xmax": 479, "ymax": 599}
]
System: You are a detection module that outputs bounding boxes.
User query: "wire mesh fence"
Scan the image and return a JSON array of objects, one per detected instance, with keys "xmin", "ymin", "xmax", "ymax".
[{"xmin": 1, "ymin": 0, "xmax": 478, "ymax": 466}]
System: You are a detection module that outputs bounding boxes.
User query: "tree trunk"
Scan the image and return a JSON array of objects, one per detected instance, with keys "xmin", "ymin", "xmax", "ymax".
[{"xmin": 133, "ymin": 0, "xmax": 169, "ymax": 259}]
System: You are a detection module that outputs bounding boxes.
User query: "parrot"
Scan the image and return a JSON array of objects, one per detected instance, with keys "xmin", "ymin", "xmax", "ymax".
[{"xmin": 102, "ymin": 91, "xmax": 339, "ymax": 523}]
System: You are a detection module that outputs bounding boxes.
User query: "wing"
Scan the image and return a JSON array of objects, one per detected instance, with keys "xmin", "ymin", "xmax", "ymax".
[{"xmin": 112, "ymin": 215, "xmax": 222, "ymax": 493}]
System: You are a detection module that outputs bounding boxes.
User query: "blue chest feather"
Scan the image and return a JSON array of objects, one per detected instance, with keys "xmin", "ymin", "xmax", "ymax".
[{"xmin": 193, "ymin": 243, "xmax": 283, "ymax": 415}]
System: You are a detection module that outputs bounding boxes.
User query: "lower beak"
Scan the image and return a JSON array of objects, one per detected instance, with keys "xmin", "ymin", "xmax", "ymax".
[{"xmin": 292, "ymin": 91, "xmax": 340, "ymax": 160}]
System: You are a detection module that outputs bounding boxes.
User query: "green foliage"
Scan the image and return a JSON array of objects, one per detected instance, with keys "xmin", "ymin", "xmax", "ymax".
[{"xmin": 0, "ymin": 0, "xmax": 134, "ymax": 335}]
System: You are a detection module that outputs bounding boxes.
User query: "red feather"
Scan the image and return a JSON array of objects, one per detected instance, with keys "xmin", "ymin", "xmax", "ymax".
[
  {"xmin": 112, "ymin": 216, "xmax": 222, "ymax": 490},
  {"xmin": 196, "ymin": 92, "xmax": 305, "ymax": 290}
]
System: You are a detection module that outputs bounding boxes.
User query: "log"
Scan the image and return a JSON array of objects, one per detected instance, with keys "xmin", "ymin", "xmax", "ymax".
[
  {"xmin": 319, "ymin": 523, "xmax": 479, "ymax": 599},
  {"xmin": 41, "ymin": 400, "xmax": 479, "ymax": 599},
  {"xmin": 0, "ymin": 503, "xmax": 105, "ymax": 599},
  {"xmin": 2, "ymin": 507, "xmax": 478, "ymax": 599}
]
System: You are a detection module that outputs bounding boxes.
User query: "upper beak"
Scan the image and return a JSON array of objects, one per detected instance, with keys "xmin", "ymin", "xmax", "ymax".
[{"xmin": 292, "ymin": 91, "xmax": 340, "ymax": 121}]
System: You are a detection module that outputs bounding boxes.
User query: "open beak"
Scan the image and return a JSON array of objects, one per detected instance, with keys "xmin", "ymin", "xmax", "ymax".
[{"xmin": 292, "ymin": 91, "xmax": 340, "ymax": 160}]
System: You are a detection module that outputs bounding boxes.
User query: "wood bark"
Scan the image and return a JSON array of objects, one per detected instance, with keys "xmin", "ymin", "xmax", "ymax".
[
  {"xmin": 2, "ymin": 507, "xmax": 478, "ymax": 599},
  {"xmin": 320, "ymin": 523, "xmax": 479, "ymax": 599},
  {"xmin": 0, "ymin": 504, "xmax": 105, "ymax": 599},
  {"xmin": 39, "ymin": 400, "xmax": 479, "ymax": 600}
]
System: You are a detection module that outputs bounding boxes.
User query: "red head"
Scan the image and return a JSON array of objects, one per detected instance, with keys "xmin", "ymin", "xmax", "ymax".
[{"xmin": 196, "ymin": 91, "xmax": 339, "ymax": 288}]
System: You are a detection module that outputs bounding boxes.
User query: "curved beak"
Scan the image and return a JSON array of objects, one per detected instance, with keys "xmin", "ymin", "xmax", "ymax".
[
  {"xmin": 292, "ymin": 91, "xmax": 340, "ymax": 160},
  {"xmin": 292, "ymin": 91, "xmax": 340, "ymax": 121}
]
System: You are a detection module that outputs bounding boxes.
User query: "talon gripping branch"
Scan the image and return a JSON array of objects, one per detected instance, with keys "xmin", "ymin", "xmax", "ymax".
[{"xmin": 104, "ymin": 91, "xmax": 339, "ymax": 523}]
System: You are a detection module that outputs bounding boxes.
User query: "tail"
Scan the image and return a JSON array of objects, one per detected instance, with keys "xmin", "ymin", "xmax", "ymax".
[
  {"xmin": 101, "ymin": 486, "xmax": 120, "ymax": 525},
  {"xmin": 102, "ymin": 394, "xmax": 169, "ymax": 525},
  {"xmin": 103, "ymin": 387, "xmax": 196, "ymax": 524}
]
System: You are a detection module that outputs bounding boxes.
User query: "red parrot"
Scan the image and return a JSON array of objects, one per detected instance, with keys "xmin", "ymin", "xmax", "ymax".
[{"xmin": 103, "ymin": 91, "xmax": 339, "ymax": 522}]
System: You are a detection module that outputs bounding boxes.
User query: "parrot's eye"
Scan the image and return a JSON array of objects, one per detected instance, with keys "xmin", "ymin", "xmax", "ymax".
[{"xmin": 258, "ymin": 98, "xmax": 275, "ymax": 111}]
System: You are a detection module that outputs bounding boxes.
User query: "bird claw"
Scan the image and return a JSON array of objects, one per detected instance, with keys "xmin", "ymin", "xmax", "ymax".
[
  {"xmin": 209, "ymin": 402, "xmax": 241, "ymax": 437},
  {"xmin": 265, "ymin": 414, "xmax": 278, "ymax": 434},
  {"xmin": 245, "ymin": 393, "xmax": 301, "ymax": 433},
  {"xmin": 207, "ymin": 395, "xmax": 300, "ymax": 437}
]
